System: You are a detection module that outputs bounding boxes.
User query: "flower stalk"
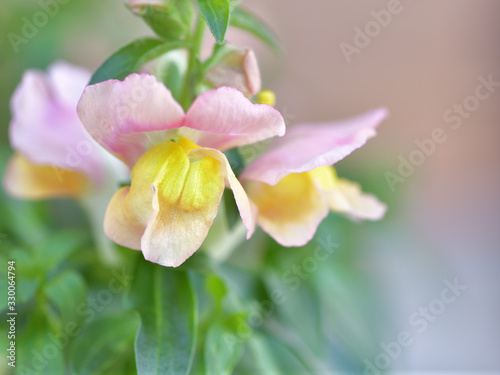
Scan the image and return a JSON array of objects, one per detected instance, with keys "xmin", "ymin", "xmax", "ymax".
[{"xmin": 180, "ymin": 17, "xmax": 206, "ymax": 111}]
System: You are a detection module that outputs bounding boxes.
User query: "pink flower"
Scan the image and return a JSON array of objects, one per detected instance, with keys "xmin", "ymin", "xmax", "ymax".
[
  {"xmin": 2, "ymin": 61, "xmax": 129, "ymax": 264},
  {"xmin": 77, "ymin": 74, "xmax": 285, "ymax": 267},
  {"xmin": 3, "ymin": 61, "xmax": 125, "ymax": 199},
  {"xmin": 240, "ymin": 109, "xmax": 388, "ymax": 246}
]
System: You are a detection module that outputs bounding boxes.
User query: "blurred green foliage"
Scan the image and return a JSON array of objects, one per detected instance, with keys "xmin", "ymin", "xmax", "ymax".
[{"xmin": 0, "ymin": 1, "xmax": 397, "ymax": 374}]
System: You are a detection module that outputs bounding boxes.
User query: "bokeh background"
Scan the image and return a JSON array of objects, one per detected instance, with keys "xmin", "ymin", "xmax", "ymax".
[{"xmin": 1, "ymin": 0, "xmax": 499, "ymax": 373}]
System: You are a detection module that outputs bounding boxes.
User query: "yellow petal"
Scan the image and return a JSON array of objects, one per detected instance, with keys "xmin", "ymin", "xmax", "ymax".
[
  {"xmin": 247, "ymin": 172, "xmax": 328, "ymax": 246},
  {"xmin": 3, "ymin": 153, "xmax": 88, "ymax": 199},
  {"xmin": 186, "ymin": 147, "xmax": 256, "ymax": 238},
  {"xmin": 306, "ymin": 165, "xmax": 348, "ymax": 212},
  {"xmin": 176, "ymin": 136, "xmax": 202, "ymax": 154},
  {"xmin": 330, "ymin": 178, "xmax": 387, "ymax": 221},
  {"xmin": 308, "ymin": 165, "xmax": 386, "ymax": 221},
  {"xmin": 307, "ymin": 165, "xmax": 338, "ymax": 190},
  {"xmin": 143, "ymin": 154, "xmax": 224, "ymax": 266},
  {"xmin": 105, "ymin": 139, "xmax": 225, "ymax": 266},
  {"xmin": 104, "ymin": 186, "xmax": 146, "ymax": 250}
]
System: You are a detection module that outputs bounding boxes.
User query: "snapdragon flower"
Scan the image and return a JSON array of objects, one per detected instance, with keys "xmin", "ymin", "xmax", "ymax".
[
  {"xmin": 3, "ymin": 62, "xmax": 122, "ymax": 197},
  {"xmin": 77, "ymin": 74, "xmax": 285, "ymax": 267},
  {"xmin": 240, "ymin": 109, "xmax": 388, "ymax": 246},
  {"xmin": 3, "ymin": 61, "xmax": 129, "ymax": 262}
]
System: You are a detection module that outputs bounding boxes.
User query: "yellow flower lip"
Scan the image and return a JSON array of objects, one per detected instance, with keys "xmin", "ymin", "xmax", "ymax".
[
  {"xmin": 3, "ymin": 153, "xmax": 89, "ymax": 200},
  {"xmin": 173, "ymin": 137, "xmax": 201, "ymax": 155},
  {"xmin": 129, "ymin": 137, "xmax": 222, "ymax": 209},
  {"xmin": 246, "ymin": 165, "xmax": 387, "ymax": 247},
  {"xmin": 104, "ymin": 137, "xmax": 227, "ymax": 266}
]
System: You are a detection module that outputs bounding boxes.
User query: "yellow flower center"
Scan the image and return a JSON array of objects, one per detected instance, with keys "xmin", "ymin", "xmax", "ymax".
[
  {"xmin": 247, "ymin": 166, "xmax": 338, "ymax": 224},
  {"xmin": 103, "ymin": 136, "xmax": 228, "ymax": 265},
  {"xmin": 119, "ymin": 137, "xmax": 223, "ymax": 227},
  {"xmin": 307, "ymin": 165, "xmax": 339, "ymax": 190}
]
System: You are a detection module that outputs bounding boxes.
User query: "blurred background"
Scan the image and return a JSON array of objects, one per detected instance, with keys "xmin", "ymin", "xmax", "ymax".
[{"xmin": 1, "ymin": 0, "xmax": 499, "ymax": 373}]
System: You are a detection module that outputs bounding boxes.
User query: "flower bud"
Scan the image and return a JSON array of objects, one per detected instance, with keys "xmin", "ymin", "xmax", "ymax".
[
  {"xmin": 206, "ymin": 48, "xmax": 261, "ymax": 97},
  {"xmin": 257, "ymin": 90, "xmax": 276, "ymax": 107},
  {"xmin": 127, "ymin": 0, "xmax": 193, "ymax": 40},
  {"xmin": 128, "ymin": 0, "xmax": 167, "ymax": 14}
]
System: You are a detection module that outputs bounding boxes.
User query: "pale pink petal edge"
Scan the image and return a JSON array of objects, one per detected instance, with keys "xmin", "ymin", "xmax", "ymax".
[{"xmin": 241, "ymin": 108, "xmax": 388, "ymax": 186}]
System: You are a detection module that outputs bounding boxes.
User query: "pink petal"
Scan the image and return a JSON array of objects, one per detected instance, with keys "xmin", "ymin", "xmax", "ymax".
[
  {"xmin": 243, "ymin": 49, "xmax": 261, "ymax": 96},
  {"xmin": 47, "ymin": 61, "xmax": 93, "ymax": 108},
  {"xmin": 241, "ymin": 108, "xmax": 388, "ymax": 185},
  {"xmin": 9, "ymin": 62, "xmax": 106, "ymax": 185},
  {"xmin": 182, "ymin": 87, "xmax": 285, "ymax": 151},
  {"xmin": 77, "ymin": 74, "xmax": 185, "ymax": 167}
]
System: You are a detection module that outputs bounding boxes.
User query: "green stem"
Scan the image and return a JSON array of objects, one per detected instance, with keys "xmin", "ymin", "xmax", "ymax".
[
  {"xmin": 264, "ymin": 319, "xmax": 334, "ymax": 375},
  {"xmin": 180, "ymin": 18, "xmax": 206, "ymax": 110},
  {"xmin": 38, "ymin": 292, "xmax": 61, "ymax": 332}
]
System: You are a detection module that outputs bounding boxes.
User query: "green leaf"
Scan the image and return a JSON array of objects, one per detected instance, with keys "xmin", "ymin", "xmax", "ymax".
[
  {"xmin": 224, "ymin": 147, "xmax": 245, "ymax": 177},
  {"xmin": 223, "ymin": 190, "xmax": 240, "ymax": 230},
  {"xmin": 141, "ymin": 1, "xmax": 194, "ymax": 41},
  {"xmin": 205, "ymin": 274, "xmax": 227, "ymax": 308},
  {"xmin": 223, "ymin": 147, "xmax": 245, "ymax": 229},
  {"xmin": 89, "ymin": 38, "xmax": 184, "ymax": 85},
  {"xmin": 313, "ymin": 264, "xmax": 379, "ymax": 359},
  {"xmin": 70, "ymin": 313, "xmax": 139, "ymax": 375},
  {"xmin": 243, "ymin": 333, "xmax": 309, "ymax": 375},
  {"xmin": 16, "ymin": 311, "xmax": 65, "ymax": 375},
  {"xmin": 205, "ymin": 321, "xmax": 244, "ymax": 375},
  {"xmin": 245, "ymin": 334, "xmax": 283, "ymax": 374},
  {"xmin": 127, "ymin": 260, "xmax": 197, "ymax": 375},
  {"xmin": 38, "ymin": 230, "xmax": 87, "ymax": 272},
  {"xmin": 197, "ymin": 0, "xmax": 230, "ymax": 44},
  {"xmin": 230, "ymin": 8, "xmax": 281, "ymax": 53},
  {"xmin": 263, "ymin": 271, "xmax": 325, "ymax": 358},
  {"xmin": 43, "ymin": 269, "xmax": 87, "ymax": 324}
]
